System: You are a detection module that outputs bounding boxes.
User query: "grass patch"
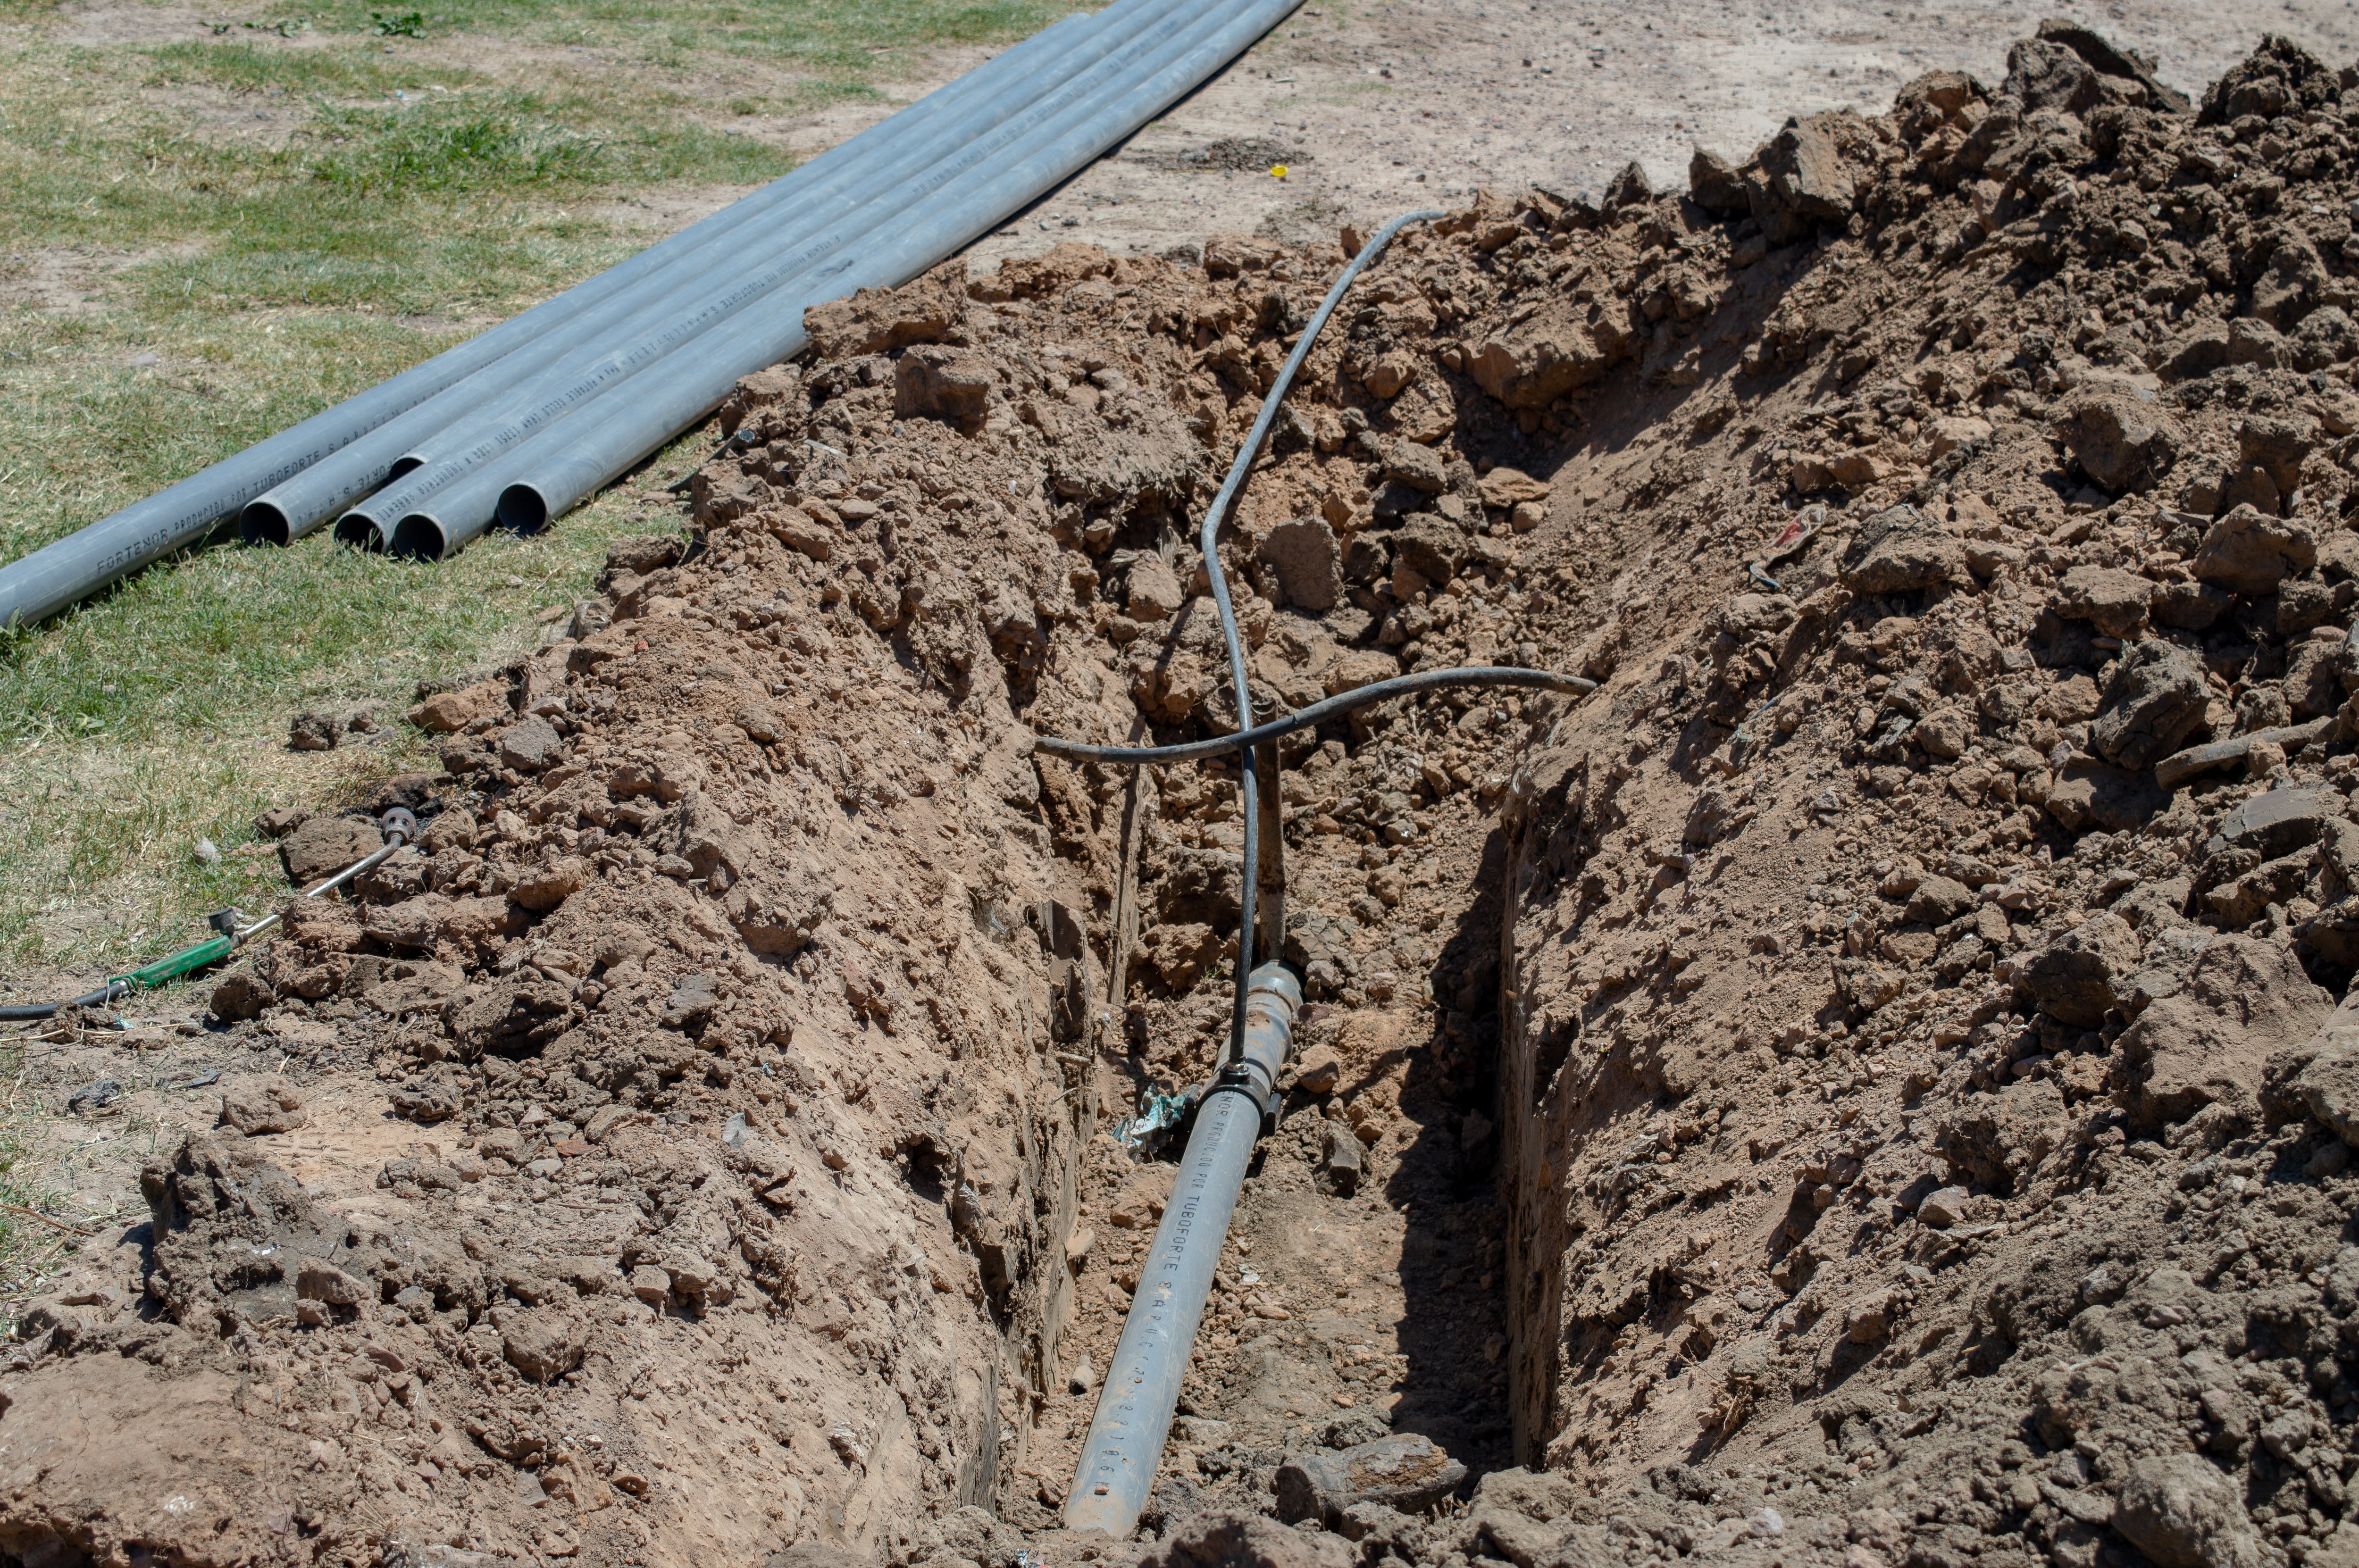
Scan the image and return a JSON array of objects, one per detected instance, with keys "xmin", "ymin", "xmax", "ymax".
[
  {"xmin": 142, "ymin": 38, "xmax": 474, "ymax": 95},
  {"xmin": 307, "ymin": 94, "xmax": 615, "ymax": 191},
  {"xmin": 0, "ymin": 419, "xmax": 706, "ymax": 974},
  {"xmin": 290, "ymin": 0, "xmax": 1094, "ymax": 75},
  {"xmin": 1, "ymin": 0, "xmax": 1090, "ymax": 972}
]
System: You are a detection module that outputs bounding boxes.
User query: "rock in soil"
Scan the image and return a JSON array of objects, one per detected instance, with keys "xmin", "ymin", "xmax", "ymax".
[{"xmin": 277, "ymin": 813, "xmax": 382, "ymax": 885}]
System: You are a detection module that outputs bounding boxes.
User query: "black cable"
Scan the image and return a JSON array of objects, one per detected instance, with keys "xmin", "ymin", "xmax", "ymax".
[
  {"xmin": 1037, "ymin": 209, "xmax": 1603, "ymax": 1068},
  {"xmin": 1034, "ymin": 665, "xmax": 1595, "ymax": 765},
  {"xmin": 0, "ymin": 981, "xmax": 126, "ymax": 1023},
  {"xmin": 1194, "ymin": 208, "xmax": 1448, "ymax": 1058}
]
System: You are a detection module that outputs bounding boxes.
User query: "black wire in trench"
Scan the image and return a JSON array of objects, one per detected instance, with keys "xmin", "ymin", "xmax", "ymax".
[{"xmin": 1037, "ymin": 208, "xmax": 1598, "ymax": 1064}]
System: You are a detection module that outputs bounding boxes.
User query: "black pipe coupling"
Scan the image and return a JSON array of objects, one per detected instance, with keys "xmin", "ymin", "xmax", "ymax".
[
  {"xmin": 1215, "ymin": 1059, "xmax": 1278, "ymax": 1119},
  {"xmin": 1214, "ymin": 963, "xmax": 1304, "ymax": 1135}
]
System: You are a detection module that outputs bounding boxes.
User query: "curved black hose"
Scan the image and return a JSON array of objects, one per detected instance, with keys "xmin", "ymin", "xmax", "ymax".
[
  {"xmin": 1034, "ymin": 665, "xmax": 1595, "ymax": 765},
  {"xmin": 1191, "ymin": 208, "xmax": 1448, "ymax": 1056},
  {"xmin": 0, "ymin": 981, "xmax": 126, "ymax": 1023},
  {"xmin": 1039, "ymin": 209, "xmax": 1596, "ymax": 1065}
]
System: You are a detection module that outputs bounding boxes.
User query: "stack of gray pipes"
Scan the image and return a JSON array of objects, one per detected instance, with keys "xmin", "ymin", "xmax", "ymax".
[{"xmin": 0, "ymin": 0, "xmax": 1302, "ymax": 627}]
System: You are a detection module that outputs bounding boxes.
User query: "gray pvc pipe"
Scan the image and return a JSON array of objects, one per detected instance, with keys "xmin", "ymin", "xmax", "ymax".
[
  {"xmin": 1063, "ymin": 964, "xmax": 1302, "ymax": 1539},
  {"xmin": 386, "ymin": 455, "xmax": 520, "ymax": 558},
  {"xmin": 237, "ymin": 7, "xmax": 1117, "ymax": 548},
  {"xmin": 430, "ymin": 0, "xmax": 1306, "ymax": 556},
  {"xmin": 0, "ymin": 15, "xmax": 1094, "ymax": 624},
  {"xmin": 346, "ymin": 0, "xmax": 1219, "ymax": 551}
]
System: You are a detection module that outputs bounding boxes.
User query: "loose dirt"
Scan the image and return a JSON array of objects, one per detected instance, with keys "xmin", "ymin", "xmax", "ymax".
[
  {"xmin": 946, "ymin": 0, "xmax": 2359, "ymax": 270},
  {"xmin": 16, "ymin": 21, "xmax": 2359, "ymax": 1568}
]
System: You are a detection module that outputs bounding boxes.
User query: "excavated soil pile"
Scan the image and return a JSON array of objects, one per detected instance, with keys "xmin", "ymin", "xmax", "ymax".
[{"xmin": 13, "ymin": 26, "xmax": 2359, "ymax": 1568}]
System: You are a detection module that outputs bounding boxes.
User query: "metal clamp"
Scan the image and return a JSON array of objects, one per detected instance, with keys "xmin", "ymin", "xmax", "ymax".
[{"xmin": 1214, "ymin": 1059, "xmax": 1275, "ymax": 1123}]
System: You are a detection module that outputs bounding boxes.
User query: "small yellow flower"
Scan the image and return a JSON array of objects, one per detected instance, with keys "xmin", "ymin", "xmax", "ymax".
[{"xmin": 1270, "ymin": 164, "xmax": 1289, "ymax": 180}]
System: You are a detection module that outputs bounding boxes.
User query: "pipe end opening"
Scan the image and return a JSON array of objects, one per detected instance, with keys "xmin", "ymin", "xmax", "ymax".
[
  {"xmin": 390, "ymin": 514, "xmax": 449, "ymax": 562},
  {"xmin": 331, "ymin": 515, "xmax": 383, "ymax": 552},
  {"xmin": 238, "ymin": 502, "xmax": 293, "ymax": 549},
  {"xmin": 388, "ymin": 455, "xmax": 425, "ymax": 483},
  {"xmin": 496, "ymin": 484, "xmax": 550, "ymax": 536}
]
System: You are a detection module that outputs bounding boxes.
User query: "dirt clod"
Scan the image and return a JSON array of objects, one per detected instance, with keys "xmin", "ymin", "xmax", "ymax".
[
  {"xmin": 278, "ymin": 812, "xmax": 381, "ymax": 884},
  {"xmin": 217, "ymin": 1075, "xmax": 306, "ymax": 1134}
]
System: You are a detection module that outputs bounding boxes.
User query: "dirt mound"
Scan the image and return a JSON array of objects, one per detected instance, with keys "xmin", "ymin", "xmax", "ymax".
[{"xmin": 12, "ymin": 25, "xmax": 2359, "ymax": 1568}]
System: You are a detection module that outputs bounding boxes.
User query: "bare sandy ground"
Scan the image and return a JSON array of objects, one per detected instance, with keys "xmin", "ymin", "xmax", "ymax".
[
  {"xmin": 792, "ymin": 0, "xmax": 2359, "ymax": 268},
  {"xmin": 42, "ymin": 0, "xmax": 2359, "ymax": 306}
]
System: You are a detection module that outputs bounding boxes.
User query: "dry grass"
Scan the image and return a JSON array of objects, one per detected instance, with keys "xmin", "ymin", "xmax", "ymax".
[{"xmin": 0, "ymin": 1049, "xmax": 72, "ymax": 1331}]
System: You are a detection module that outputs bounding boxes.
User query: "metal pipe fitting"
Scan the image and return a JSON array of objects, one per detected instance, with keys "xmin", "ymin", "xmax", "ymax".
[{"xmin": 1063, "ymin": 962, "xmax": 1303, "ymax": 1540}]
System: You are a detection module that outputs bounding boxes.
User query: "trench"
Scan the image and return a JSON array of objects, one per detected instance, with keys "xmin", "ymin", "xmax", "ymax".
[
  {"xmin": 20, "ymin": 37, "xmax": 2266, "ymax": 1551},
  {"xmin": 1004, "ymin": 756, "xmax": 1547, "ymax": 1528}
]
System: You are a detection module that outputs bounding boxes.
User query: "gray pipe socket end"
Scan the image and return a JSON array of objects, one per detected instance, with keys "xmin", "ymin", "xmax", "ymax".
[
  {"xmin": 1218, "ymin": 962, "xmax": 1302, "ymax": 1119},
  {"xmin": 1245, "ymin": 964, "xmax": 1300, "ymax": 1027},
  {"xmin": 1246, "ymin": 961, "xmax": 1302, "ymax": 1015}
]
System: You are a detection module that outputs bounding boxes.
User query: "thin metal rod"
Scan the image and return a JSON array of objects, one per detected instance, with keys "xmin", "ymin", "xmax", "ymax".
[{"xmin": 233, "ymin": 840, "xmax": 400, "ymax": 943}]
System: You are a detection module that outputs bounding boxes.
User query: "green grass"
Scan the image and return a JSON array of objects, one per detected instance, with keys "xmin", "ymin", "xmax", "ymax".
[
  {"xmin": 0, "ymin": 444, "xmax": 700, "ymax": 971},
  {"xmin": 281, "ymin": 0, "xmax": 1088, "ymax": 75},
  {"xmin": 0, "ymin": 0, "xmax": 1100, "ymax": 988},
  {"xmin": 142, "ymin": 37, "xmax": 472, "ymax": 94}
]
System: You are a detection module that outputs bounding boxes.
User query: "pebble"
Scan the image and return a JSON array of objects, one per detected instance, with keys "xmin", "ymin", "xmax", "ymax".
[
  {"xmin": 64, "ymin": 1080, "xmax": 122, "ymax": 1115},
  {"xmin": 1276, "ymin": 1434, "xmax": 1465, "ymax": 1524},
  {"xmin": 1916, "ymin": 1185, "xmax": 1972, "ymax": 1228},
  {"xmin": 1294, "ymin": 1044, "xmax": 1343, "ymax": 1094},
  {"xmin": 1323, "ymin": 1124, "xmax": 1365, "ymax": 1195}
]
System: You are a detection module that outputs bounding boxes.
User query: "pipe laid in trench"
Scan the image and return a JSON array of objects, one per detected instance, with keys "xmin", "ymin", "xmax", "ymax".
[
  {"xmin": 342, "ymin": 0, "xmax": 1244, "ymax": 552},
  {"xmin": 0, "ymin": 14, "xmax": 1094, "ymax": 624},
  {"xmin": 234, "ymin": 3, "xmax": 1139, "ymax": 548},
  {"xmin": 1064, "ymin": 964, "xmax": 1303, "ymax": 1537}
]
